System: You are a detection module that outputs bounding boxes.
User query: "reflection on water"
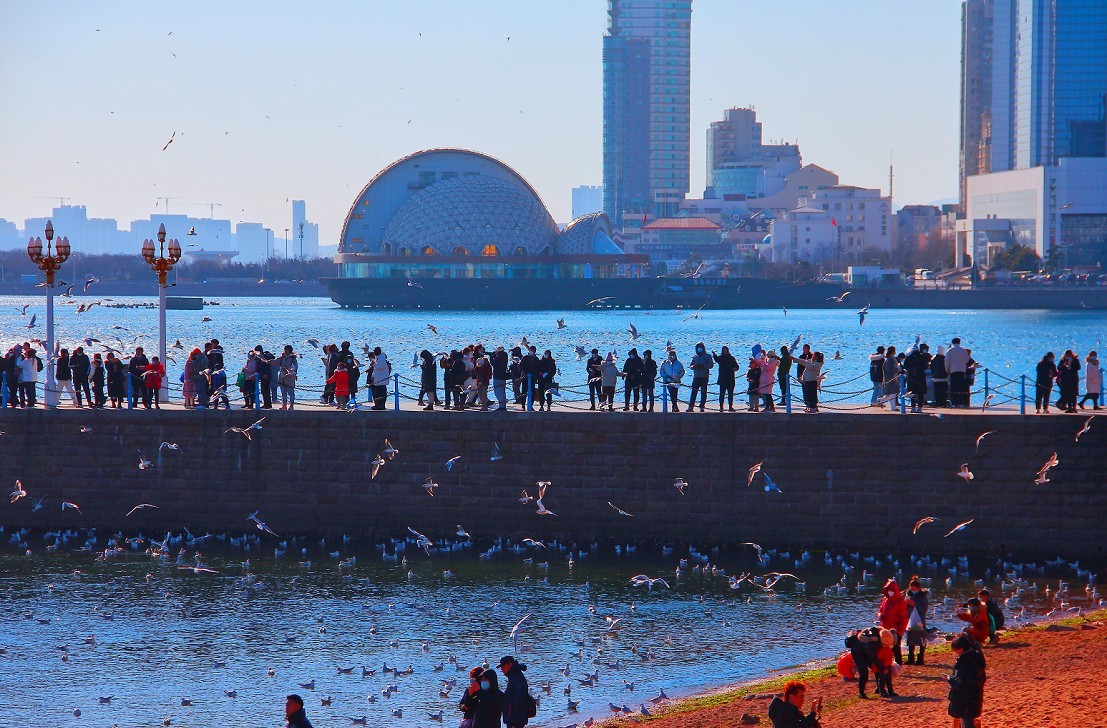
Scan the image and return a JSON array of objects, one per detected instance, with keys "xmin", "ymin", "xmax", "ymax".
[
  {"xmin": 0, "ymin": 536, "xmax": 1089, "ymax": 726},
  {"xmin": 0, "ymin": 297, "xmax": 1103, "ymax": 404}
]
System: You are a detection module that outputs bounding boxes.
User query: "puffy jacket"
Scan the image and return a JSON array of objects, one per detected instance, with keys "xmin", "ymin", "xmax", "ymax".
[
  {"xmin": 621, "ymin": 355, "xmax": 643, "ymax": 386},
  {"xmin": 370, "ymin": 354, "xmax": 391, "ymax": 386},
  {"xmin": 600, "ymin": 361, "xmax": 619, "ymax": 388},
  {"xmin": 948, "ymin": 648, "xmax": 986, "ymax": 716},
  {"xmin": 877, "ymin": 580, "xmax": 909, "ymax": 635},
  {"xmin": 641, "ymin": 356, "xmax": 658, "ymax": 386},
  {"xmin": 143, "ymin": 362, "xmax": 165, "ymax": 390},
  {"xmin": 473, "ymin": 359, "xmax": 492, "ymax": 387},
  {"xmin": 501, "ymin": 663, "xmax": 531, "ymax": 726},
  {"xmin": 958, "ymin": 605, "xmax": 990, "ymax": 643},
  {"xmin": 767, "ymin": 696, "xmax": 821, "ymax": 728},
  {"xmin": 689, "ymin": 349, "xmax": 713, "ymax": 380},
  {"xmin": 18, "ymin": 355, "xmax": 41, "ymax": 383},
  {"xmin": 326, "ymin": 370, "xmax": 350, "ymax": 397},
  {"xmin": 759, "ymin": 356, "xmax": 779, "ymax": 395},
  {"xmin": 70, "ymin": 352, "xmax": 91, "ymax": 381},
  {"xmin": 660, "ymin": 358, "xmax": 684, "ymax": 384},
  {"xmin": 713, "ymin": 351, "xmax": 739, "ymax": 388}
]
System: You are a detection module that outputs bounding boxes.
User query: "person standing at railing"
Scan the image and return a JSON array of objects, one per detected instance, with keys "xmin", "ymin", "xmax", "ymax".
[
  {"xmin": 713, "ymin": 345, "xmax": 738, "ymax": 412},
  {"xmin": 0, "ymin": 345, "xmax": 17, "ymax": 408},
  {"xmin": 105, "ymin": 352, "xmax": 125, "ymax": 409},
  {"xmin": 882, "ymin": 345, "xmax": 900, "ymax": 407},
  {"xmin": 508, "ymin": 346, "xmax": 525, "ymax": 407},
  {"xmin": 758, "ymin": 350, "xmax": 780, "ymax": 413},
  {"xmin": 142, "ymin": 356, "xmax": 165, "ymax": 410},
  {"xmin": 419, "ymin": 349, "xmax": 439, "ymax": 411},
  {"xmin": 964, "ymin": 349, "xmax": 977, "ymax": 408},
  {"xmin": 777, "ymin": 345, "xmax": 794, "ymax": 407},
  {"xmin": 1057, "ymin": 349, "xmax": 1081, "ymax": 414},
  {"xmin": 904, "ymin": 343, "xmax": 932, "ymax": 413},
  {"xmin": 599, "ymin": 352, "xmax": 619, "ymax": 412},
  {"xmin": 687, "ymin": 342, "xmax": 713, "ymax": 413},
  {"xmin": 1078, "ymin": 351, "xmax": 1101, "ymax": 410},
  {"xmin": 208, "ymin": 340, "xmax": 230, "ymax": 409},
  {"xmin": 321, "ymin": 344, "xmax": 339, "ymax": 405},
  {"xmin": 368, "ymin": 347, "xmax": 391, "ymax": 411},
  {"xmin": 473, "ymin": 353, "xmax": 493, "ymax": 411},
  {"xmin": 536, "ymin": 350, "xmax": 557, "ymax": 412},
  {"xmin": 868, "ymin": 346, "xmax": 886, "ymax": 407},
  {"xmin": 490, "ymin": 345, "xmax": 509, "ymax": 413},
  {"xmin": 325, "ymin": 361, "xmax": 350, "ymax": 408},
  {"xmin": 946, "ymin": 337, "xmax": 970, "ymax": 408},
  {"xmin": 520, "ymin": 346, "xmax": 539, "ymax": 412},
  {"xmin": 640, "ymin": 349, "xmax": 657, "ymax": 412},
  {"xmin": 931, "ymin": 346, "xmax": 949, "ymax": 407},
  {"xmin": 127, "ymin": 346, "xmax": 149, "ymax": 409},
  {"xmin": 275, "ymin": 345, "xmax": 299, "ymax": 410},
  {"xmin": 798, "ymin": 351, "xmax": 824, "ymax": 413},
  {"xmin": 621, "ymin": 348, "xmax": 643, "ymax": 411},
  {"xmin": 55, "ymin": 348, "xmax": 77, "ymax": 406},
  {"xmin": 660, "ymin": 349, "xmax": 684, "ymax": 413},
  {"xmin": 1034, "ymin": 352, "xmax": 1057, "ymax": 414},
  {"xmin": 586, "ymin": 348, "xmax": 603, "ymax": 411},
  {"xmin": 18, "ymin": 345, "xmax": 42, "ymax": 408},
  {"xmin": 90, "ymin": 353, "xmax": 106, "ymax": 408},
  {"xmin": 71, "ymin": 346, "xmax": 91, "ymax": 408}
]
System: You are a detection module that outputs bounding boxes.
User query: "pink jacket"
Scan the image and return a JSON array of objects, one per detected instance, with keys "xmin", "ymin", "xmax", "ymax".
[{"xmin": 758, "ymin": 356, "xmax": 779, "ymax": 395}]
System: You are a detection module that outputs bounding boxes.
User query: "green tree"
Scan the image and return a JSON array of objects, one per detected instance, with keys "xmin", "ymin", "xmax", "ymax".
[{"xmin": 990, "ymin": 244, "xmax": 1040, "ymax": 272}]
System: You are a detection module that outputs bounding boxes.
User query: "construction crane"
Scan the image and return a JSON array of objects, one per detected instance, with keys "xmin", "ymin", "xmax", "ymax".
[
  {"xmin": 182, "ymin": 202, "xmax": 223, "ymax": 219},
  {"xmin": 34, "ymin": 196, "xmax": 72, "ymax": 207}
]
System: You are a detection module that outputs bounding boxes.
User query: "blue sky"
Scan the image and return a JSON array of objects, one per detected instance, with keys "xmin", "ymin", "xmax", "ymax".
[{"xmin": 0, "ymin": 1, "xmax": 961, "ymax": 245}]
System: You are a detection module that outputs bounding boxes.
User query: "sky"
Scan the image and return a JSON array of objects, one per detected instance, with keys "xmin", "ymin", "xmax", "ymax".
[{"xmin": 0, "ymin": 1, "xmax": 962, "ymax": 246}]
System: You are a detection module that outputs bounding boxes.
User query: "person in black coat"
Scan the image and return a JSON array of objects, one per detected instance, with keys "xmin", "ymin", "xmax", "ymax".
[
  {"xmin": 1057, "ymin": 349, "xmax": 1081, "ymax": 413},
  {"xmin": 520, "ymin": 347, "xmax": 539, "ymax": 411},
  {"xmin": 90, "ymin": 353, "xmax": 106, "ymax": 408},
  {"xmin": 490, "ymin": 346, "xmax": 509, "ymax": 411},
  {"xmin": 845, "ymin": 627, "xmax": 880, "ymax": 699},
  {"xmin": 497, "ymin": 656, "xmax": 532, "ymax": 728},
  {"xmin": 713, "ymin": 346, "xmax": 739, "ymax": 412},
  {"xmin": 507, "ymin": 347, "xmax": 524, "ymax": 406},
  {"xmin": 127, "ymin": 347, "xmax": 149, "ymax": 408},
  {"xmin": 947, "ymin": 635, "xmax": 986, "ymax": 727},
  {"xmin": 449, "ymin": 352, "xmax": 467, "ymax": 411},
  {"xmin": 905, "ymin": 576, "xmax": 930, "ymax": 664},
  {"xmin": 460, "ymin": 668, "xmax": 505, "ymax": 728},
  {"xmin": 536, "ymin": 350, "xmax": 557, "ymax": 411},
  {"xmin": 1035, "ymin": 351, "xmax": 1057, "ymax": 413},
  {"xmin": 284, "ymin": 694, "xmax": 313, "ymax": 728},
  {"xmin": 419, "ymin": 350, "xmax": 439, "ymax": 410},
  {"xmin": 640, "ymin": 349, "xmax": 658, "ymax": 412},
  {"xmin": 767, "ymin": 681, "xmax": 822, "ymax": 728},
  {"xmin": 621, "ymin": 349, "xmax": 643, "ymax": 411},
  {"xmin": 904, "ymin": 344, "xmax": 932, "ymax": 413},
  {"xmin": 70, "ymin": 346, "xmax": 91, "ymax": 407},
  {"xmin": 586, "ymin": 348, "xmax": 603, "ymax": 410}
]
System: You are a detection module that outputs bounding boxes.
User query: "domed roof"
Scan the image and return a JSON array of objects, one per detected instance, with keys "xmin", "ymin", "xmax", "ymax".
[
  {"xmin": 381, "ymin": 174, "xmax": 559, "ymax": 256},
  {"xmin": 557, "ymin": 212, "xmax": 621, "ymax": 255}
]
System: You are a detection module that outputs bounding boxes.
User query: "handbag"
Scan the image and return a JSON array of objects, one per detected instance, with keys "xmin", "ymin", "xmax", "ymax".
[{"xmin": 235, "ymin": 371, "xmax": 247, "ymax": 389}]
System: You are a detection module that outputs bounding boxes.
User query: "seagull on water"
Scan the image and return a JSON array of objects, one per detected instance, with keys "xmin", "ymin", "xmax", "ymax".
[
  {"xmin": 556, "ymin": 318, "xmax": 567, "ymax": 330},
  {"xmin": 629, "ymin": 575, "xmax": 670, "ymax": 590}
]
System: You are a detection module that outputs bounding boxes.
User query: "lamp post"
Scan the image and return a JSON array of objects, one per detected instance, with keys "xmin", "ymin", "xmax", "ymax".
[
  {"xmin": 27, "ymin": 221, "xmax": 70, "ymax": 408},
  {"xmin": 141, "ymin": 223, "xmax": 182, "ymax": 402}
]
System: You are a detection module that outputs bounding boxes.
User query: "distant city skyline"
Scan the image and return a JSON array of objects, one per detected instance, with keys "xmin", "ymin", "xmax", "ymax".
[{"xmin": 0, "ymin": 2, "xmax": 961, "ymax": 249}]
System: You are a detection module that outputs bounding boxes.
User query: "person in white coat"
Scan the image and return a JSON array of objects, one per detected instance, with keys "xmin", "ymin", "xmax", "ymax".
[{"xmin": 369, "ymin": 348, "xmax": 391, "ymax": 410}]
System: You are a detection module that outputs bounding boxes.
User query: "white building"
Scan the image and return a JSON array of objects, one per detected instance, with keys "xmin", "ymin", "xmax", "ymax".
[
  {"xmin": 807, "ymin": 186, "xmax": 892, "ymax": 258},
  {"xmin": 571, "ymin": 185, "xmax": 604, "ymax": 221},
  {"xmin": 769, "ymin": 206, "xmax": 836, "ymax": 264},
  {"xmin": 959, "ymin": 157, "xmax": 1107, "ymax": 268}
]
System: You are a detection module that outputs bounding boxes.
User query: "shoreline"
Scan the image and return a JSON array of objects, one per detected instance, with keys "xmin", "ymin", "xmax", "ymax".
[{"xmin": 602, "ymin": 609, "xmax": 1107, "ymax": 727}]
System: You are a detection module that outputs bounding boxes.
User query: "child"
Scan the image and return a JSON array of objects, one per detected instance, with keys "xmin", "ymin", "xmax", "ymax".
[
  {"xmin": 142, "ymin": 356, "xmax": 165, "ymax": 410},
  {"xmin": 957, "ymin": 598, "xmax": 990, "ymax": 645},
  {"xmin": 326, "ymin": 362, "xmax": 350, "ymax": 408},
  {"xmin": 977, "ymin": 589, "xmax": 1004, "ymax": 645},
  {"xmin": 874, "ymin": 629, "xmax": 898, "ymax": 698},
  {"xmin": 905, "ymin": 576, "xmax": 930, "ymax": 665}
]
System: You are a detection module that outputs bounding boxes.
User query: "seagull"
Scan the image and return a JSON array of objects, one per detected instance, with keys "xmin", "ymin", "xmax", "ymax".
[
  {"xmin": 975, "ymin": 431, "xmax": 996, "ymax": 450},
  {"xmin": 17, "ymin": 304, "xmax": 30, "ymax": 315},
  {"xmin": 83, "ymin": 276, "xmax": 98, "ymax": 293},
  {"xmin": 456, "ymin": 525, "xmax": 471, "ymax": 539},
  {"xmin": 30, "ymin": 495, "xmax": 46, "ymax": 512},
  {"xmin": 683, "ymin": 304, "xmax": 706, "ymax": 322},
  {"xmin": 629, "ymin": 575, "xmax": 670, "ymax": 590},
  {"xmin": 137, "ymin": 450, "xmax": 153, "ymax": 470},
  {"xmin": 857, "ymin": 304, "xmax": 870, "ymax": 326},
  {"xmin": 912, "ymin": 516, "xmax": 939, "ymax": 535},
  {"xmin": 61, "ymin": 501, "xmax": 83, "ymax": 515},
  {"xmin": 187, "ymin": 226, "xmax": 196, "ymax": 236},
  {"xmin": 248, "ymin": 510, "xmax": 279, "ymax": 537},
  {"xmin": 305, "ymin": 339, "xmax": 320, "ymax": 349},
  {"xmin": 586, "ymin": 296, "xmax": 614, "ymax": 306},
  {"xmin": 1075, "ymin": 416, "xmax": 1093, "ymax": 443},
  {"xmin": 980, "ymin": 393, "xmax": 996, "ymax": 411},
  {"xmin": 522, "ymin": 538, "xmax": 547, "ymax": 549},
  {"xmin": 298, "ymin": 679, "xmax": 315, "ymax": 691},
  {"xmin": 957, "ymin": 463, "xmax": 974, "ymax": 481},
  {"xmin": 225, "ymin": 417, "xmax": 266, "ymax": 441},
  {"xmin": 490, "ymin": 442, "xmax": 503, "ymax": 462},
  {"xmin": 944, "ymin": 518, "xmax": 974, "ymax": 537},
  {"xmin": 9, "ymin": 479, "xmax": 26, "ymax": 503},
  {"xmin": 445, "ymin": 455, "xmax": 461, "ymax": 471},
  {"xmin": 556, "ymin": 318, "xmax": 567, "ymax": 330},
  {"xmin": 535, "ymin": 482, "xmax": 556, "ymax": 516},
  {"xmin": 383, "ymin": 439, "xmax": 399, "ymax": 459},
  {"xmin": 782, "ymin": 306, "xmax": 788, "ymax": 316},
  {"xmin": 649, "ymin": 688, "xmax": 669, "ymax": 704},
  {"xmin": 518, "ymin": 490, "xmax": 534, "ymax": 505},
  {"xmin": 24, "ymin": 314, "xmax": 37, "ymax": 329},
  {"xmin": 826, "ymin": 291, "xmax": 851, "ymax": 303},
  {"xmin": 763, "ymin": 474, "xmax": 782, "ymax": 494},
  {"xmin": 125, "ymin": 504, "xmax": 159, "ymax": 517},
  {"xmin": 427, "ymin": 324, "xmax": 439, "ymax": 336},
  {"xmin": 1035, "ymin": 452, "xmax": 1059, "ymax": 484},
  {"xmin": 178, "ymin": 564, "xmax": 221, "ymax": 575},
  {"xmin": 672, "ymin": 477, "xmax": 688, "ymax": 495},
  {"xmin": 509, "ymin": 614, "xmax": 531, "ymax": 652},
  {"xmin": 747, "ymin": 461, "xmax": 763, "ymax": 487},
  {"xmin": 627, "ymin": 323, "xmax": 641, "ymax": 341},
  {"xmin": 370, "ymin": 454, "xmax": 386, "ymax": 480},
  {"xmin": 408, "ymin": 527, "xmax": 433, "ymax": 555},
  {"xmin": 162, "ymin": 131, "xmax": 176, "ymax": 150},
  {"xmin": 422, "ymin": 477, "xmax": 439, "ymax": 497},
  {"xmin": 406, "ymin": 277, "xmax": 424, "ymax": 289},
  {"xmin": 740, "ymin": 542, "xmax": 765, "ymax": 560},
  {"xmin": 201, "ymin": 316, "xmax": 213, "ymax": 323},
  {"xmin": 608, "ymin": 501, "xmax": 634, "ymax": 517}
]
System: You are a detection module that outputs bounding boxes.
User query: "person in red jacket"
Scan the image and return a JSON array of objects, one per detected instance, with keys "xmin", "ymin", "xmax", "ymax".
[
  {"xmin": 142, "ymin": 356, "xmax": 166, "ymax": 409},
  {"xmin": 957, "ymin": 597, "xmax": 990, "ymax": 645},
  {"xmin": 326, "ymin": 362, "xmax": 350, "ymax": 408},
  {"xmin": 876, "ymin": 579, "xmax": 908, "ymax": 665}
]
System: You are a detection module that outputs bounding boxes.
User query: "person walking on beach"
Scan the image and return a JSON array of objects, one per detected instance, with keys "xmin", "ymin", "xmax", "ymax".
[
  {"xmin": 905, "ymin": 576, "xmax": 930, "ymax": 665},
  {"xmin": 767, "ymin": 680, "xmax": 822, "ymax": 728},
  {"xmin": 1035, "ymin": 352, "xmax": 1057, "ymax": 413},
  {"xmin": 285, "ymin": 694, "xmax": 313, "ymax": 728},
  {"xmin": 877, "ymin": 579, "xmax": 908, "ymax": 665},
  {"xmin": 931, "ymin": 346, "xmax": 949, "ymax": 407},
  {"xmin": 947, "ymin": 337, "xmax": 970, "ymax": 408},
  {"xmin": 713, "ymin": 345, "xmax": 739, "ymax": 412},
  {"xmin": 497, "ymin": 656, "xmax": 534, "ymax": 728},
  {"xmin": 869, "ymin": 345, "xmax": 886, "ymax": 406},
  {"xmin": 688, "ymin": 342, "xmax": 713, "ymax": 412},
  {"xmin": 946, "ymin": 635, "xmax": 986, "ymax": 728},
  {"xmin": 621, "ymin": 348, "xmax": 643, "ymax": 411},
  {"xmin": 660, "ymin": 349, "xmax": 684, "ymax": 412},
  {"xmin": 1057, "ymin": 349, "xmax": 1081, "ymax": 413},
  {"xmin": 600, "ymin": 352, "xmax": 619, "ymax": 412},
  {"xmin": 640, "ymin": 349, "xmax": 658, "ymax": 412},
  {"xmin": 586, "ymin": 348, "xmax": 603, "ymax": 410},
  {"xmin": 1079, "ymin": 350, "xmax": 1101, "ymax": 410}
]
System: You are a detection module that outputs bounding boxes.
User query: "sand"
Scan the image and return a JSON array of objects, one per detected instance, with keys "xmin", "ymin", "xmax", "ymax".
[{"xmin": 603, "ymin": 613, "xmax": 1107, "ymax": 727}]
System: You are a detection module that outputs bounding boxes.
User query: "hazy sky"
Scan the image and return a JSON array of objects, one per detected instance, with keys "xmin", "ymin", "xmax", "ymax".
[{"xmin": 0, "ymin": 1, "xmax": 961, "ymax": 246}]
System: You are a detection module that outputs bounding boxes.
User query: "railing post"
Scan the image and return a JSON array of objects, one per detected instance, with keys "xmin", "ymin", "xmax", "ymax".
[
  {"xmin": 526, "ymin": 374, "xmax": 534, "ymax": 411},
  {"xmin": 785, "ymin": 379, "xmax": 792, "ymax": 414},
  {"xmin": 126, "ymin": 371, "xmax": 133, "ymax": 410},
  {"xmin": 661, "ymin": 381, "xmax": 668, "ymax": 413},
  {"xmin": 1101, "ymin": 365, "xmax": 1105, "ymax": 405},
  {"xmin": 254, "ymin": 373, "xmax": 261, "ymax": 411},
  {"xmin": 1020, "ymin": 375, "xmax": 1027, "ymax": 415},
  {"xmin": 899, "ymin": 372, "xmax": 907, "ymax": 415},
  {"xmin": 393, "ymin": 372, "xmax": 400, "ymax": 411},
  {"xmin": 984, "ymin": 368, "xmax": 990, "ymax": 401}
]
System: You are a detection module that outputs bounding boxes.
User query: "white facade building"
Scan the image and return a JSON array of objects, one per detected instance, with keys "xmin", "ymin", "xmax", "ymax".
[
  {"xmin": 769, "ymin": 206, "xmax": 836, "ymax": 264},
  {"xmin": 807, "ymin": 186, "xmax": 892, "ymax": 258}
]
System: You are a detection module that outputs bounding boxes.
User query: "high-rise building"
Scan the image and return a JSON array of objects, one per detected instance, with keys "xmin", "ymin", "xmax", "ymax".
[
  {"xmin": 602, "ymin": 0, "xmax": 692, "ymax": 225},
  {"xmin": 571, "ymin": 185, "xmax": 604, "ymax": 221},
  {"xmin": 960, "ymin": 0, "xmax": 1107, "ymax": 203},
  {"xmin": 706, "ymin": 108, "xmax": 801, "ymax": 200},
  {"xmin": 291, "ymin": 200, "xmax": 320, "ymax": 259}
]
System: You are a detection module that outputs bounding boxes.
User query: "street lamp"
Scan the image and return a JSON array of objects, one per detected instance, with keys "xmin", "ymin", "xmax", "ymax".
[
  {"xmin": 142, "ymin": 223, "xmax": 182, "ymax": 402},
  {"xmin": 27, "ymin": 221, "xmax": 70, "ymax": 408}
]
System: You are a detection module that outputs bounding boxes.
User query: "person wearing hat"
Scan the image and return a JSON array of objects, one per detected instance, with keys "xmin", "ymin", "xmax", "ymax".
[
  {"xmin": 586, "ymin": 348, "xmax": 603, "ymax": 410},
  {"xmin": 640, "ymin": 349, "xmax": 658, "ymax": 412},
  {"xmin": 659, "ymin": 349, "xmax": 685, "ymax": 412},
  {"xmin": 460, "ymin": 667, "xmax": 504, "ymax": 728},
  {"xmin": 497, "ymin": 656, "xmax": 533, "ymax": 727},
  {"xmin": 758, "ymin": 350, "xmax": 780, "ymax": 412},
  {"xmin": 490, "ymin": 345, "xmax": 509, "ymax": 412},
  {"xmin": 712, "ymin": 345, "xmax": 739, "ymax": 412},
  {"xmin": 905, "ymin": 576, "xmax": 930, "ymax": 665},
  {"xmin": 956, "ymin": 597, "xmax": 990, "ymax": 644},
  {"xmin": 285, "ymin": 694, "xmax": 313, "ymax": 728},
  {"xmin": 877, "ymin": 579, "xmax": 909, "ymax": 665},
  {"xmin": 874, "ymin": 628, "xmax": 899, "ymax": 697},
  {"xmin": 600, "ymin": 352, "xmax": 619, "ymax": 412}
]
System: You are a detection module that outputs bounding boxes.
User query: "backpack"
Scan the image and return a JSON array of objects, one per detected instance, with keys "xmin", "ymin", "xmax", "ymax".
[
  {"xmin": 869, "ymin": 356, "xmax": 884, "ymax": 383},
  {"xmin": 525, "ymin": 692, "xmax": 537, "ymax": 718}
]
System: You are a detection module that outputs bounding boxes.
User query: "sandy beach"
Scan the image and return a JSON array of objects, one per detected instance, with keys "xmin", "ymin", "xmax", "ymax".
[{"xmin": 604, "ymin": 611, "xmax": 1107, "ymax": 727}]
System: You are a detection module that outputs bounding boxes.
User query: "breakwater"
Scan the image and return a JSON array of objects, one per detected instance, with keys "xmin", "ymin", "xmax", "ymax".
[{"xmin": 2, "ymin": 409, "xmax": 1101, "ymax": 560}]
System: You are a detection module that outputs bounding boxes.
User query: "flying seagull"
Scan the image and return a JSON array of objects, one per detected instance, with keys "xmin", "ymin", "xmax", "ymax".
[
  {"xmin": 672, "ymin": 478, "xmax": 688, "ymax": 495},
  {"xmin": 944, "ymin": 518, "xmax": 974, "ymax": 537},
  {"xmin": 247, "ymin": 510, "xmax": 279, "ymax": 537},
  {"xmin": 509, "ymin": 614, "xmax": 532, "ymax": 653},
  {"xmin": 422, "ymin": 477, "xmax": 439, "ymax": 497},
  {"xmin": 826, "ymin": 291, "xmax": 851, "ymax": 303},
  {"xmin": 1074, "ymin": 416, "xmax": 1093, "ymax": 443},
  {"xmin": 125, "ymin": 504, "xmax": 159, "ymax": 517},
  {"xmin": 383, "ymin": 439, "xmax": 399, "ymax": 459},
  {"xmin": 556, "ymin": 318, "xmax": 567, "ymax": 330},
  {"xmin": 586, "ymin": 296, "xmax": 614, "ymax": 306},
  {"xmin": 1035, "ymin": 452, "xmax": 1059, "ymax": 484},
  {"xmin": 137, "ymin": 450, "xmax": 153, "ymax": 470},
  {"xmin": 535, "ymin": 482, "xmax": 556, "ymax": 516},
  {"xmin": 627, "ymin": 323, "xmax": 640, "ymax": 341},
  {"xmin": 607, "ymin": 501, "xmax": 634, "ymax": 517},
  {"xmin": 61, "ymin": 501, "xmax": 83, "ymax": 515},
  {"xmin": 406, "ymin": 277, "xmax": 424, "ymax": 289},
  {"xmin": 490, "ymin": 442, "xmax": 503, "ymax": 462},
  {"xmin": 763, "ymin": 473, "xmax": 782, "ymax": 493},
  {"xmin": 9, "ymin": 479, "xmax": 26, "ymax": 503},
  {"xmin": 225, "ymin": 417, "xmax": 266, "ymax": 441},
  {"xmin": 857, "ymin": 304, "xmax": 870, "ymax": 326},
  {"xmin": 957, "ymin": 463, "xmax": 974, "ymax": 481},
  {"xmin": 445, "ymin": 455, "xmax": 461, "ymax": 471},
  {"xmin": 427, "ymin": 324, "xmax": 438, "ymax": 336},
  {"xmin": 912, "ymin": 516, "xmax": 939, "ymax": 535},
  {"xmin": 162, "ymin": 131, "xmax": 176, "ymax": 151},
  {"xmin": 370, "ymin": 454, "xmax": 385, "ymax": 480},
  {"xmin": 747, "ymin": 461, "xmax": 763, "ymax": 488},
  {"xmin": 974, "ymin": 431, "xmax": 996, "ymax": 450}
]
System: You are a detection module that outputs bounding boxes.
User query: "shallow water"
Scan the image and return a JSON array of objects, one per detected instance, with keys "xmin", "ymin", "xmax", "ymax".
[
  {"xmin": 1, "ymin": 296, "xmax": 1104, "ymax": 407},
  {"xmin": 0, "ymin": 537, "xmax": 1090, "ymax": 727}
]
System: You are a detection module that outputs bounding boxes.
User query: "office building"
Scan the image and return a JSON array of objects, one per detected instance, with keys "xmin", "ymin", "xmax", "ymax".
[
  {"xmin": 571, "ymin": 185, "xmax": 604, "ymax": 221},
  {"xmin": 808, "ymin": 186, "xmax": 893, "ymax": 258},
  {"xmin": 895, "ymin": 205, "xmax": 944, "ymax": 250},
  {"xmin": 632, "ymin": 217, "xmax": 724, "ymax": 271},
  {"xmin": 292, "ymin": 200, "xmax": 320, "ymax": 259},
  {"xmin": 603, "ymin": 0, "xmax": 692, "ymax": 225},
  {"xmin": 706, "ymin": 108, "xmax": 802, "ymax": 199},
  {"xmin": 768, "ymin": 206, "xmax": 836, "ymax": 265}
]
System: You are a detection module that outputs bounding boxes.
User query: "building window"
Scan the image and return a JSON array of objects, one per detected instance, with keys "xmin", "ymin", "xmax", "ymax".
[
  {"xmin": 514, "ymin": 246, "xmax": 527, "ymax": 256},
  {"xmin": 381, "ymin": 243, "xmax": 393, "ymax": 255},
  {"xmin": 452, "ymin": 246, "xmax": 469, "ymax": 256},
  {"xmin": 398, "ymin": 247, "xmax": 411, "ymax": 257},
  {"xmin": 421, "ymin": 246, "xmax": 437, "ymax": 256},
  {"xmin": 482, "ymin": 245, "xmax": 500, "ymax": 256}
]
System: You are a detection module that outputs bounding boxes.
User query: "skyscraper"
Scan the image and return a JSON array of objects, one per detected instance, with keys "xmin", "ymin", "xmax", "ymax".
[
  {"xmin": 960, "ymin": 0, "xmax": 1107, "ymax": 202},
  {"xmin": 602, "ymin": 0, "xmax": 692, "ymax": 226}
]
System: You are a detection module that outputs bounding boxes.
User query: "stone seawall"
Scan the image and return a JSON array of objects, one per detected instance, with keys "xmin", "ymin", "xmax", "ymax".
[{"xmin": 1, "ymin": 409, "xmax": 1102, "ymax": 560}]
